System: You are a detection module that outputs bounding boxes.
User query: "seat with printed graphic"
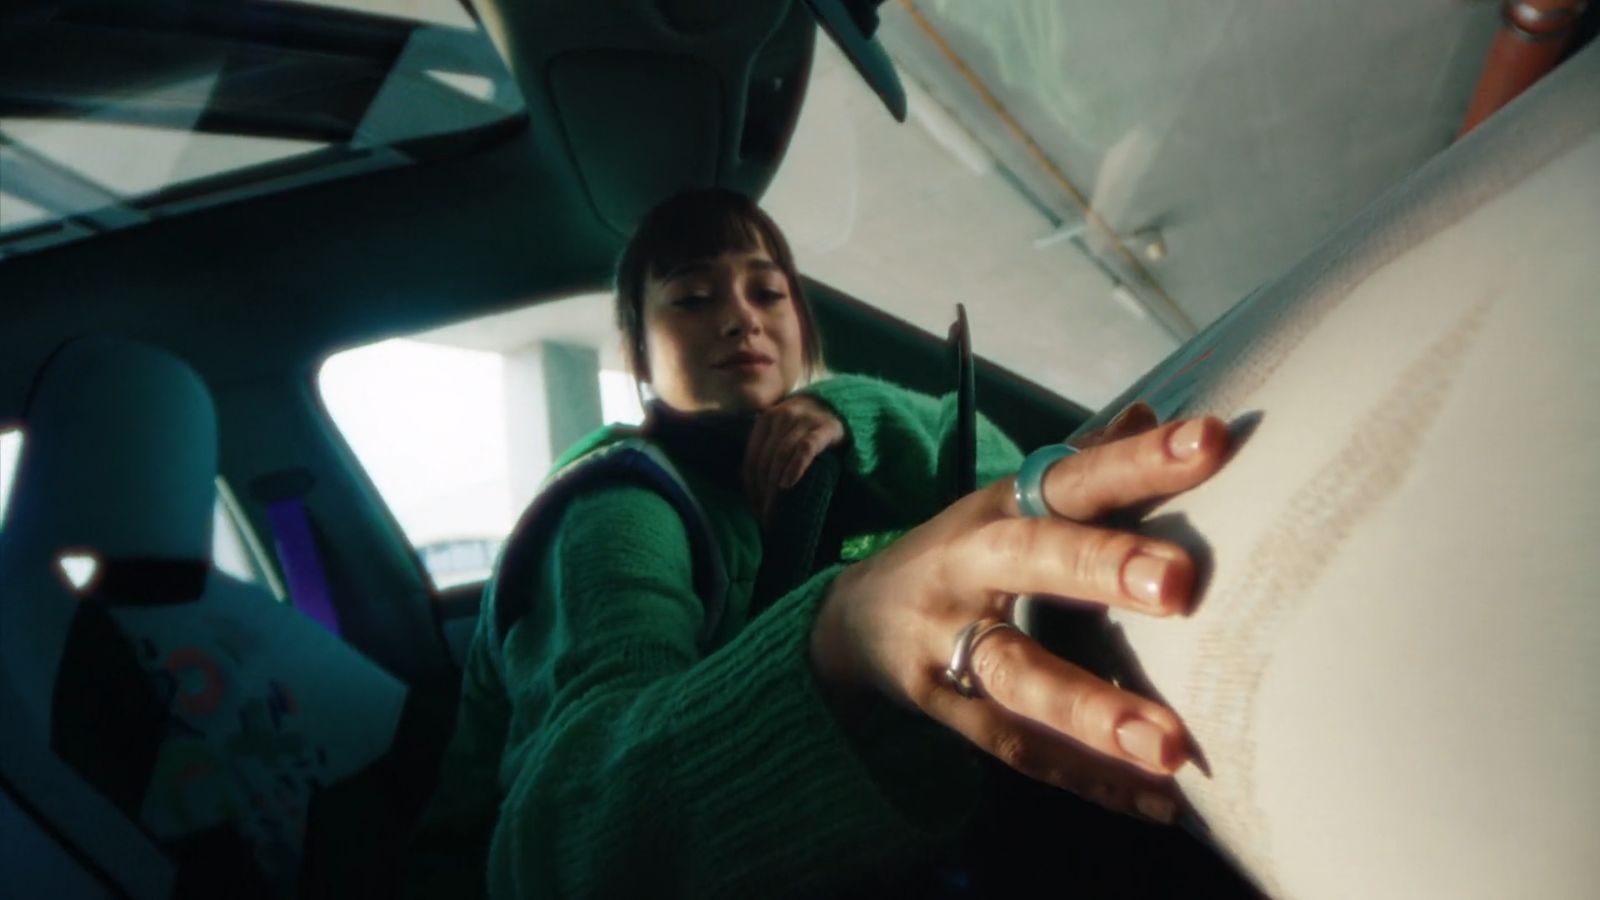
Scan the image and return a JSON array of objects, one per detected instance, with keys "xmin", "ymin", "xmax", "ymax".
[{"xmin": 0, "ymin": 336, "xmax": 411, "ymax": 898}]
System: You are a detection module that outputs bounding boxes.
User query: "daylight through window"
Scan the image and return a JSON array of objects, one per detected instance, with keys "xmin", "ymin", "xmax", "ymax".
[{"xmin": 319, "ymin": 293, "xmax": 641, "ymax": 591}]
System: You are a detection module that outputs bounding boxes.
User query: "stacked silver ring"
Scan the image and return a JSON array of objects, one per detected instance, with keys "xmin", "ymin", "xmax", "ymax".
[
  {"xmin": 943, "ymin": 441, "xmax": 1078, "ymax": 698},
  {"xmin": 944, "ymin": 618, "xmax": 1018, "ymax": 698}
]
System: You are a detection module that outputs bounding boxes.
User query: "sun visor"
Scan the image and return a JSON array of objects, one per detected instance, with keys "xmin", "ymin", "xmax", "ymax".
[{"xmin": 803, "ymin": 0, "xmax": 906, "ymax": 121}]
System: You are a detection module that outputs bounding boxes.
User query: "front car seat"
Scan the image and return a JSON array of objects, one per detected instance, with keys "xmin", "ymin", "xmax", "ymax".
[{"xmin": 0, "ymin": 335, "xmax": 409, "ymax": 898}]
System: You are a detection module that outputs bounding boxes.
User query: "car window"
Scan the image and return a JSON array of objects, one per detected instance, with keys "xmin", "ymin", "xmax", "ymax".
[
  {"xmin": 212, "ymin": 478, "xmax": 274, "ymax": 591},
  {"xmin": 318, "ymin": 293, "xmax": 643, "ymax": 591},
  {"xmin": 0, "ymin": 0, "xmax": 524, "ymax": 261},
  {"xmin": 0, "ymin": 427, "xmax": 20, "ymax": 528}
]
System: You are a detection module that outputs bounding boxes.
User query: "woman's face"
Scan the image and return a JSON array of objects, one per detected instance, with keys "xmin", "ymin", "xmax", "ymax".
[{"xmin": 641, "ymin": 244, "xmax": 804, "ymax": 414}]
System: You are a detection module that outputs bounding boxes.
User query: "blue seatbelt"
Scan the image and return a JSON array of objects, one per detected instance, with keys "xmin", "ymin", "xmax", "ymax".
[
  {"xmin": 486, "ymin": 437, "xmax": 727, "ymax": 679},
  {"xmin": 251, "ymin": 468, "xmax": 342, "ymax": 636}
]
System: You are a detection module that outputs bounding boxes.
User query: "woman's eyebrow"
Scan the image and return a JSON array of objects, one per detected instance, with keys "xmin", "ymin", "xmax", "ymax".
[
  {"xmin": 661, "ymin": 260, "xmax": 714, "ymax": 282},
  {"xmin": 662, "ymin": 255, "xmax": 777, "ymax": 282}
]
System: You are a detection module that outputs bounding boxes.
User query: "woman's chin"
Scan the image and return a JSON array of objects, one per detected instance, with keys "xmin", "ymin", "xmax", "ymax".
[
  {"xmin": 663, "ymin": 376, "xmax": 787, "ymax": 414},
  {"xmin": 711, "ymin": 379, "xmax": 786, "ymax": 412},
  {"xmin": 719, "ymin": 390, "xmax": 780, "ymax": 414}
]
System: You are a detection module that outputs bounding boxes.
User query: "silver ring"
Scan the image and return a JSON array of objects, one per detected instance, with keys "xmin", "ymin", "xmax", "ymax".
[{"xmin": 944, "ymin": 617, "xmax": 1020, "ymax": 698}]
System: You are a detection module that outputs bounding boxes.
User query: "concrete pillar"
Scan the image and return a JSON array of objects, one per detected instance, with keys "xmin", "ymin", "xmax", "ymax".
[{"xmin": 502, "ymin": 341, "xmax": 602, "ymax": 516}]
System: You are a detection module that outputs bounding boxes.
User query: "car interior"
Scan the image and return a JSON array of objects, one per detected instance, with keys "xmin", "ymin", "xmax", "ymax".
[{"xmin": 1, "ymin": 0, "xmax": 1593, "ymax": 897}]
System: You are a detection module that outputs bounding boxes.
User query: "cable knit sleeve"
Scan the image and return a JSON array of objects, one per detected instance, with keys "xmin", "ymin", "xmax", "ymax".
[
  {"xmin": 800, "ymin": 373, "xmax": 1026, "ymax": 518},
  {"xmin": 485, "ymin": 484, "xmax": 976, "ymax": 899}
]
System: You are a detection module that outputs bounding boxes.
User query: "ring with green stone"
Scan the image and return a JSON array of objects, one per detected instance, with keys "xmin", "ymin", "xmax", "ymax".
[{"xmin": 1014, "ymin": 443, "xmax": 1078, "ymax": 518}]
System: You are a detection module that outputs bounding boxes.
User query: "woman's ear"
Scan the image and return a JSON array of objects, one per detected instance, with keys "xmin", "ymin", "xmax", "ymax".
[
  {"xmin": 634, "ymin": 336, "xmax": 651, "ymax": 382},
  {"xmin": 622, "ymin": 337, "xmax": 655, "ymax": 421},
  {"xmin": 617, "ymin": 334, "xmax": 644, "ymax": 381}
]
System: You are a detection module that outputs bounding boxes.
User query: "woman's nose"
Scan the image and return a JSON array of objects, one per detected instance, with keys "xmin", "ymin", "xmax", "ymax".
[{"xmin": 722, "ymin": 293, "xmax": 762, "ymax": 336}]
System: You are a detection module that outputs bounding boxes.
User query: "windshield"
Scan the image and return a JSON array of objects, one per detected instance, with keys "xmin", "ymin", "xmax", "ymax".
[{"xmin": 767, "ymin": 0, "xmax": 1497, "ymax": 406}]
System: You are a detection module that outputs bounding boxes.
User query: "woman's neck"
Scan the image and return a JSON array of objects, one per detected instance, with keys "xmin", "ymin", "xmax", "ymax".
[{"xmin": 643, "ymin": 400, "xmax": 757, "ymax": 485}]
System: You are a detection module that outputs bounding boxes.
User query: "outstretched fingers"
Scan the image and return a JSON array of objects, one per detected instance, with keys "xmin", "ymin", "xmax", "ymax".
[
  {"xmin": 924, "ymin": 624, "xmax": 1189, "ymax": 777},
  {"xmin": 945, "ymin": 515, "xmax": 1195, "ymax": 616},
  {"xmin": 922, "ymin": 668, "xmax": 1185, "ymax": 822},
  {"xmin": 1003, "ymin": 416, "xmax": 1231, "ymax": 522},
  {"xmin": 817, "ymin": 415, "xmax": 1238, "ymax": 824}
]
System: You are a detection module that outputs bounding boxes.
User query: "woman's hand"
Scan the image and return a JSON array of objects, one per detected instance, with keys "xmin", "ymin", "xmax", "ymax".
[
  {"xmin": 810, "ymin": 414, "xmax": 1229, "ymax": 824},
  {"xmin": 742, "ymin": 395, "xmax": 846, "ymax": 523}
]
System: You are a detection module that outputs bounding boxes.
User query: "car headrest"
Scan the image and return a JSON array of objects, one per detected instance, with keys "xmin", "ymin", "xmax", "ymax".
[{"xmin": 5, "ymin": 335, "xmax": 217, "ymax": 568}]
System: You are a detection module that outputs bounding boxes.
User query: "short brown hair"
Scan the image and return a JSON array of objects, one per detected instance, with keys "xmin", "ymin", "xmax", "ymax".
[{"xmin": 614, "ymin": 188, "xmax": 822, "ymax": 382}]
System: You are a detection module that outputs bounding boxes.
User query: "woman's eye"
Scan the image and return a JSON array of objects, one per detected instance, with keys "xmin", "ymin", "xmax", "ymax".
[
  {"xmin": 754, "ymin": 288, "xmax": 788, "ymax": 305},
  {"xmin": 673, "ymin": 294, "xmax": 712, "ymax": 309}
]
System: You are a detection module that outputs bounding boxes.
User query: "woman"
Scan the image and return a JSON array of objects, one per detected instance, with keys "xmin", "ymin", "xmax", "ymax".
[{"xmin": 415, "ymin": 188, "xmax": 1231, "ymax": 898}]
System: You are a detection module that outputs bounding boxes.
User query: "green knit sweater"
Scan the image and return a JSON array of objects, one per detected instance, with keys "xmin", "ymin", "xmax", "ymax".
[{"xmin": 414, "ymin": 374, "xmax": 1025, "ymax": 899}]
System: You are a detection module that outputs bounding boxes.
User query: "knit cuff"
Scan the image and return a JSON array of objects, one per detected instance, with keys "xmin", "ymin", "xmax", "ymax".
[
  {"xmin": 833, "ymin": 690, "xmax": 982, "ymax": 836},
  {"xmin": 799, "ymin": 373, "xmax": 912, "ymax": 476},
  {"xmin": 659, "ymin": 564, "xmax": 977, "ymax": 896}
]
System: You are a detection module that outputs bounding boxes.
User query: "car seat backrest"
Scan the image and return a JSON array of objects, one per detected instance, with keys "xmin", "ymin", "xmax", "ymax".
[
  {"xmin": 0, "ymin": 335, "xmax": 408, "ymax": 898},
  {"xmin": 0, "ymin": 335, "xmax": 216, "ymax": 735}
]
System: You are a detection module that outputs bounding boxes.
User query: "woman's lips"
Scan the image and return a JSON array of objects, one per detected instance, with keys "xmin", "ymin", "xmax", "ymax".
[{"xmin": 714, "ymin": 352, "xmax": 773, "ymax": 373}]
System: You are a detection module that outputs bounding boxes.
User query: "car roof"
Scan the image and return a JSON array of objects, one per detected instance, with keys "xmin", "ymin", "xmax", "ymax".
[{"xmin": 0, "ymin": 0, "xmax": 1509, "ymax": 416}]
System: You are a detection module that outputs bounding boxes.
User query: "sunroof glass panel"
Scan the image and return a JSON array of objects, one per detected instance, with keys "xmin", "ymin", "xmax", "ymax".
[
  {"xmin": 2, "ymin": 117, "xmax": 326, "ymax": 199},
  {"xmin": 0, "ymin": 192, "xmax": 50, "ymax": 235},
  {"xmin": 295, "ymin": 0, "xmax": 477, "ymax": 31},
  {"xmin": 0, "ymin": 0, "xmax": 523, "ymax": 259}
]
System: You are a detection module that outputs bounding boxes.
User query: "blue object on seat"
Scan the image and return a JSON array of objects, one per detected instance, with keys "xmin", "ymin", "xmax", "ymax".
[
  {"xmin": 0, "ymin": 336, "xmax": 408, "ymax": 897},
  {"xmin": 252, "ymin": 467, "xmax": 343, "ymax": 636}
]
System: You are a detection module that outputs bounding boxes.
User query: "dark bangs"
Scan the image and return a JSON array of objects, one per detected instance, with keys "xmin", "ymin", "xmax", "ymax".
[{"xmin": 614, "ymin": 187, "xmax": 821, "ymax": 380}]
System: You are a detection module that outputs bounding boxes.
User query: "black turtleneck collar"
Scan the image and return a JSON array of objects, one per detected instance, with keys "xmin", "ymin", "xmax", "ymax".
[{"xmin": 642, "ymin": 400, "xmax": 756, "ymax": 491}]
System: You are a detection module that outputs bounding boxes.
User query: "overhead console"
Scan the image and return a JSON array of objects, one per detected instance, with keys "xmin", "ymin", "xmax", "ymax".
[{"xmin": 478, "ymin": 0, "xmax": 903, "ymax": 235}]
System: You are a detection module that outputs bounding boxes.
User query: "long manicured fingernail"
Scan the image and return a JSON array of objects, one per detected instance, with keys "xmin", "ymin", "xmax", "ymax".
[
  {"xmin": 1109, "ymin": 401, "xmax": 1152, "ymax": 431},
  {"xmin": 1116, "ymin": 717, "xmax": 1176, "ymax": 770},
  {"xmin": 1136, "ymin": 792, "xmax": 1177, "ymax": 825},
  {"xmin": 1122, "ymin": 552, "xmax": 1170, "ymax": 609},
  {"xmin": 1166, "ymin": 418, "xmax": 1206, "ymax": 459}
]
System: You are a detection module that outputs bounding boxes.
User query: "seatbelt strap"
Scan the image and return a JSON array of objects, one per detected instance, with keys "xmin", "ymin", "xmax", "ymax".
[
  {"xmin": 948, "ymin": 302, "xmax": 978, "ymax": 500},
  {"xmin": 0, "ymin": 672, "xmax": 175, "ymax": 900},
  {"xmin": 757, "ymin": 304, "xmax": 977, "ymax": 610},
  {"xmin": 749, "ymin": 450, "xmax": 839, "ymax": 614},
  {"xmin": 251, "ymin": 468, "xmax": 342, "ymax": 636},
  {"xmin": 486, "ymin": 438, "xmax": 727, "ymax": 679}
]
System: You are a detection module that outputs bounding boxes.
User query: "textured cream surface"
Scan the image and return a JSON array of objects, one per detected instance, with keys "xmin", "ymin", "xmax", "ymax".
[{"xmin": 1068, "ymin": 45, "xmax": 1600, "ymax": 900}]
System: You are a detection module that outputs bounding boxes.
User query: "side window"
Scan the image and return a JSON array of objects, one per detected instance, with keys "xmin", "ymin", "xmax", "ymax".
[
  {"xmin": 213, "ymin": 478, "xmax": 274, "ymax": 591},
  {"xmin": 0, "ymin": 427, "xmax": 21, "ymax": 528},
  {"xmin": 318, "ymin": 293, "xmax": 643, "ymax": 591},
  {"xmin": 0, "ymin": 427, "xmax": 272, "ymax": 590}
]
